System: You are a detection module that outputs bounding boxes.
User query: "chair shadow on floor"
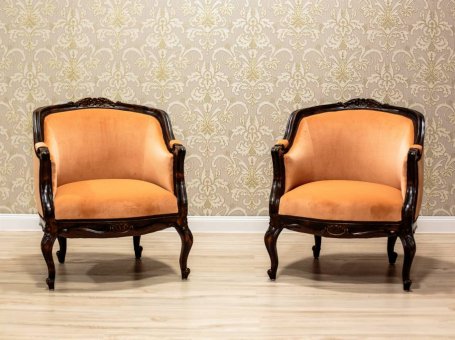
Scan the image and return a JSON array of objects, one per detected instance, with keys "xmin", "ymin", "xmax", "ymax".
[
  {"xmin": 15, "ymin": 252, "xmax": 178, "ymax": 292},
  {"xmin": 279, "ymin": 253, "xmax": 454, "ymax": 294}
]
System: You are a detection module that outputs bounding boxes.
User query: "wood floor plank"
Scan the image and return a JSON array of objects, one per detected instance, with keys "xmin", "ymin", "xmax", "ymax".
[{"xmin": 0, "ymin": 232, "xmax": 454, "ymax": 339}]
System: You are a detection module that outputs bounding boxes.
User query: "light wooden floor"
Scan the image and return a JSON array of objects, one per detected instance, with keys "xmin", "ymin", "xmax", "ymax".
[{"xmin": 1, "ymin": 231, "xmax": 455, "ymax": 339}]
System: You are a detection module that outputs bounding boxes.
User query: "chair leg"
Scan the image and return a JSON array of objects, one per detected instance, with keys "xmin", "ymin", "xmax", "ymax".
[
  {"xmin": 56, "ymin": 236, "xmax": 67, "ymax": 264},
  {"xmin": 264, "ymin": 223, "xmax": 283, "ymax": 280},
  {"xmin": 387, "ymin": 235, "xmax": 398, "ymax": 264},
  {"xmin": 399, "ymin": 232, "xmax": 416, "ymax": 291},
  {"xmin": 133, "ymin": 236, "xmax": 143, "ymax": 259},
  {"xmin": 41, "ymin": 232, "xmax": 56, "ymax": 290},
  {"xmin": 175, "ymin": 220, "xmax": 193, "ymax": 279},
  {"xmin": 312, "ymin": 235, "xmax": 321, "ymax": 259}
]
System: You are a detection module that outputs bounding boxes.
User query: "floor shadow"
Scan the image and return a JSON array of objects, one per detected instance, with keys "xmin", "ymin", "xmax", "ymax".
[
  {"xmin": 280, "ymin": 253, "xmax": 455, "ymax": 294},
  {"xmin": 13, "ymin": 252, "xmax": 178, "ymax": 292}
]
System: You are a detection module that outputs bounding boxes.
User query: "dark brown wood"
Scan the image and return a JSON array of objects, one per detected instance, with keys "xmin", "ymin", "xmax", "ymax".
[
  {"xmin": 56, "ymin": 237, "xmax": 67, "ymax": 264},
  {"xmin": 41, "ymin": 232, "xmax": 56, "ymax": 290},
  {"xmin": 312, "ymin": 235, "xmax": 321, "ymax": 259},
  {"xmin": 264, "ymin": 221, "xmax": 283, "ymax": 280},
  {"xmin": 387, "ymin": 236, "xmax": 398, "ymax": 265},
  {"xmin": 267, "ymin": 98, "xmax": 425, "ymax": 291},
  {"xmin": 175, "ymin": 218, "xmax": 193, "ymax": 279},
  {"xmin": 33, "ymin": 98, "xmax": 192, "ymax": 289},
  {"xmin": 133, "ymin": 236, "xmax": 142, "ymax": 259}
]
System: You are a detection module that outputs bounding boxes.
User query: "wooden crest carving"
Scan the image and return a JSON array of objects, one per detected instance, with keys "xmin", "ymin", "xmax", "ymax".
[
  {"xmin": 73, "ymin": 97, "xmax": 116, "ymax": 108},
  {"xmin": 342, "ymin": 98, "xmax": 382, "ymax": 109},
  {"xmin": 324, "ymin": 224, "xmax": 349, "ymax": 236},
  {"xmin": 109, "ymin": 223, "xmax": 133, "ymax": 232}
]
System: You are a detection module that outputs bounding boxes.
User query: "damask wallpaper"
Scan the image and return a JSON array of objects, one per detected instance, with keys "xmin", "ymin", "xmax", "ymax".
[{"xmin": 0, "ymin": 0, "xmax": 454, "ymax": 215}]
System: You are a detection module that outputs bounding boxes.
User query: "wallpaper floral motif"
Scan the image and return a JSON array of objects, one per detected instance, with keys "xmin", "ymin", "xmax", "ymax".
[{"xmin": 0, "ymin": 0, "xmax": 454, "ymax": 215}]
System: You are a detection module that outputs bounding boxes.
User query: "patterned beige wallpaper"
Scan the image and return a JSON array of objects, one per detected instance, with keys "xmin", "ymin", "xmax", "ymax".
[{"xmin": 0, "ymin": 0, "xmax": 454, "ymax": 215}]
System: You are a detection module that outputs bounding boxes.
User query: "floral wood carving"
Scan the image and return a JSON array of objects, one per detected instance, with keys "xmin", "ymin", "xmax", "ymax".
[
  {"xmin": 324, "ymin": 224, "xmax": 349, "ymax": 236},
  {"xmin": 342, "ymin": 98, "xmax": 383, "ymax": 109},
  {"xmin": 73, "ymin": 97, "xmax": 117, "ymax": 108},
  {"xmin": 109, "ymin": 223, "xmax": 133, "ymax": 232}
]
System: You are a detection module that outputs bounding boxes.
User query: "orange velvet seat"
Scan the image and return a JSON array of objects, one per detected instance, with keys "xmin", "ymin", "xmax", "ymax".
[
  {"xmin": 34, "ymin": 98, "xmax": 193, "ymax": 289},
  {"xmin": 265, "ymin": 99, "xmax": 425, "ymax": 291},
  {"xmin": 279, "ymin": 180, "xmax": 403, "ymax": 222},
  {"xmin": 54, "ymin": 179, "xmax": 178, "ymax": 220}
]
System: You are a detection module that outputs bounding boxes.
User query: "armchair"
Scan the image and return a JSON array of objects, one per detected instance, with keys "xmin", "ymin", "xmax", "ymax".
[
  {"xmin": 33, "ymin": 97, "xmax": 193, "ymax": 289},
  {"xmin": 265, "ymin": 99, "xmax": 425, "ymax": 291}
]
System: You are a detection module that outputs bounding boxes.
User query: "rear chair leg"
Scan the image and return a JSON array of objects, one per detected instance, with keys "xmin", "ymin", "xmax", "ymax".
[
  {"xmin": 313, "ymin": 235, "xmax": 321, "ymax": 259},
  {"xmin": 387, "ymin": 235, "xmax": 398, "ymax": 265},
  {"xmin": 133, "ymin": 236, "xmax": 143, "ymax": 259},
  {"xmin": 56, "ymin": 236, "xmax": 67, "ymax": 264}
]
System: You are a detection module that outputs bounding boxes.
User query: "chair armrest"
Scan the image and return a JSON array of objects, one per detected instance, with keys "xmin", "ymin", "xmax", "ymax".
[
  {"xmin": 33, "ymin": 142, "xmax": 55, "ymax": 219},
  {"xmin": 169, "ymin": 139, "xmax": 183, "ymax": 149},
  {"xmin": 409, "ymin": 144, "xmax": 423, "ymax": 159},
  {"xmin": 170, "ymin": 140, "xmax": 187, "ymax": 218},
  {"xmin": 402, "ymin": 144, "xmax": 424, "ymax": 224},
  {"xmin": 275, "ymin": 139, "xmax": 289, "ymax": 149},
  {"xmin": 269, "ymin": 141, "xmax": 288, "ymax": 216}
]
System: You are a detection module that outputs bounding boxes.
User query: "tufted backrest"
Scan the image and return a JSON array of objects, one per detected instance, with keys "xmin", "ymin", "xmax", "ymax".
[
  {"xmin": 284, "ymin": 109, "xmax": 415, "ymax": 195},
  {"xmin": 43, "ymin": 108, "xmax": 174, "ymax": 192}
]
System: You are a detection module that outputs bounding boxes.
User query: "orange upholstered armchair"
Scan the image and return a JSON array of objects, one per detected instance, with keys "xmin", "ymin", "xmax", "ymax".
[
  {"xmin": 265, "ymin": 99, "xmax": 425, "ymax": 291},
  {"xmin": 33, "ymin": 98, "xmax": 192, "ymax": 289}
]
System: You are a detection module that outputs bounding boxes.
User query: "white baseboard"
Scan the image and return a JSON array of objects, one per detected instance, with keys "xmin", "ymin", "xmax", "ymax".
[{"xmin": 0, "ymin": 214, "xmax": 453, "ymax": 233}]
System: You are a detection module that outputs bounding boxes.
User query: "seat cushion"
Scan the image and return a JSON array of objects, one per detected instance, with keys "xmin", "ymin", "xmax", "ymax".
[
  {"xmin": 279, "ymin": 180, "xmax": 403, "ymax": 222},
  {"xmin": 54, "ymin": 179, "xmax": 178, "ymax": 220}
]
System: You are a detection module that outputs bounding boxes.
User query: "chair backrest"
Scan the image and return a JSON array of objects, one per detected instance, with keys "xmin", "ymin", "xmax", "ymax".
[
  {"xmin": 37, "ymin": 103, "xmax": 174, "ymax": 192},
  {"xmin": 284, "ymin": 106, "xmax": 420, "ymax": 194}
]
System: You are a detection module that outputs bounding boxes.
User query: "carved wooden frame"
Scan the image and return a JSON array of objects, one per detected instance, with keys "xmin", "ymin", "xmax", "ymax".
[
  {"xmin": 33, "ymin": 97, "xmax": 193, "ymax": 289},
  {"xmin": 265, "ymin": 98, "xmax": 425, "ymax": 291}
]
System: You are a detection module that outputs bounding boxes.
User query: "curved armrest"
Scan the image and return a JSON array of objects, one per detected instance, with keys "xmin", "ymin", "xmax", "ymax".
[
  {"xmin": 33, "ymin": 142, "xmax": 55, "ymax": 220},
  {"xmin": 269, "ymin": 141, "xmax": 288, "ymax": 216},
  {"xmin": 410, "ymin": 144, "xmax": 423, "ymax": 160},
  {"xmin": 169, "ymin": 139, "xmax": 183, "ymax": 149},
  {"xmin": 402, "ymin": 144, "xmax": 424, "ymax": 224},
  {"xmin": 275, "ymin": 139, "xmax": 289, "ymax": 149},
  {"xmin": 170, "ymin": 140, "xmax": 187, "ymax": 218}
]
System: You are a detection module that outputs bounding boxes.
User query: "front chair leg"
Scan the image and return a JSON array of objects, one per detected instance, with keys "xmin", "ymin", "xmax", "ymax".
[
  {"xmin": 387, "ymin": 235, "xmax": 398, "ymax": 265},
  {"xmin": 264, "ymin": 223, "xmax": 283, "ymax": 280},
  {"xmin": 56, "ymin": 236, "xmax": 67, "ymax": 264},
  {"xmin": 41, "ymin": 232, "xmax": 57, "ymax": 290},
  {"xmin": 175, "ymin": 220, "xmax": 193, "ymax": 279},
  {"xmin": 312, "ymin": 235, "xmax": 321, "ymax": 259},
  {"xmin": 133, "ymin": 236, "xmax": 143, "ymax": 259},
  {"xmin": 399, "ymin": 232, "xmax": 416, "ymax": 291}
]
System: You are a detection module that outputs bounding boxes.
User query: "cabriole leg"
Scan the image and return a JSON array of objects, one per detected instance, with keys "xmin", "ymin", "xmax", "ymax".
[
  {"xmin": 175, "ymin": 220, "xmax": 193, "ymax": 279},
  {"xmin": 133, "ymin": 236, "xmax": 143, "ymax": 259},
  {"xmin": 41, "ymin": 232, "xmax": 56, "ymax": 290},
  {"xmin": 387, "ymin": 235, "xmax": 398, "ymax": 265},
  {"xmin": 400, "ymin": 232, "xmax": 416, "ymax": 291},
  {"xmin": 264, "ymin": 223, "xmax": 283, "ymax": 280},
  {"xmin": 313, "ymin": 235, "xmax": 322, "ymax": 259},
  {"xmin": 56, "ymin": 236, "xmax": 67, "ymax": 264}
]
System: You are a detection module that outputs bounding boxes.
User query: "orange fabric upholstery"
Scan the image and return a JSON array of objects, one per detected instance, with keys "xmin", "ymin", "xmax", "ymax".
[
  {"xmin": 284, "ymin": 110, "xmax": 415, "ymax": 194},
  {"xmin": 276, "ymin": 139, "xmax": 289, "ymax": 148},
  {"xmin": 43, "ymin": 108, "xmax": 173, "ymax": 192},
  {"xmin": 279, "ymin": 180, "xmax": 403, "ymax": 222},
  {"xmin": 54, "ymin": 179, "xmax": 178, "ymax": 220},
  {"xmin": 169, "ymin": 139, "xmax": 182, "ymax": 148}
]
